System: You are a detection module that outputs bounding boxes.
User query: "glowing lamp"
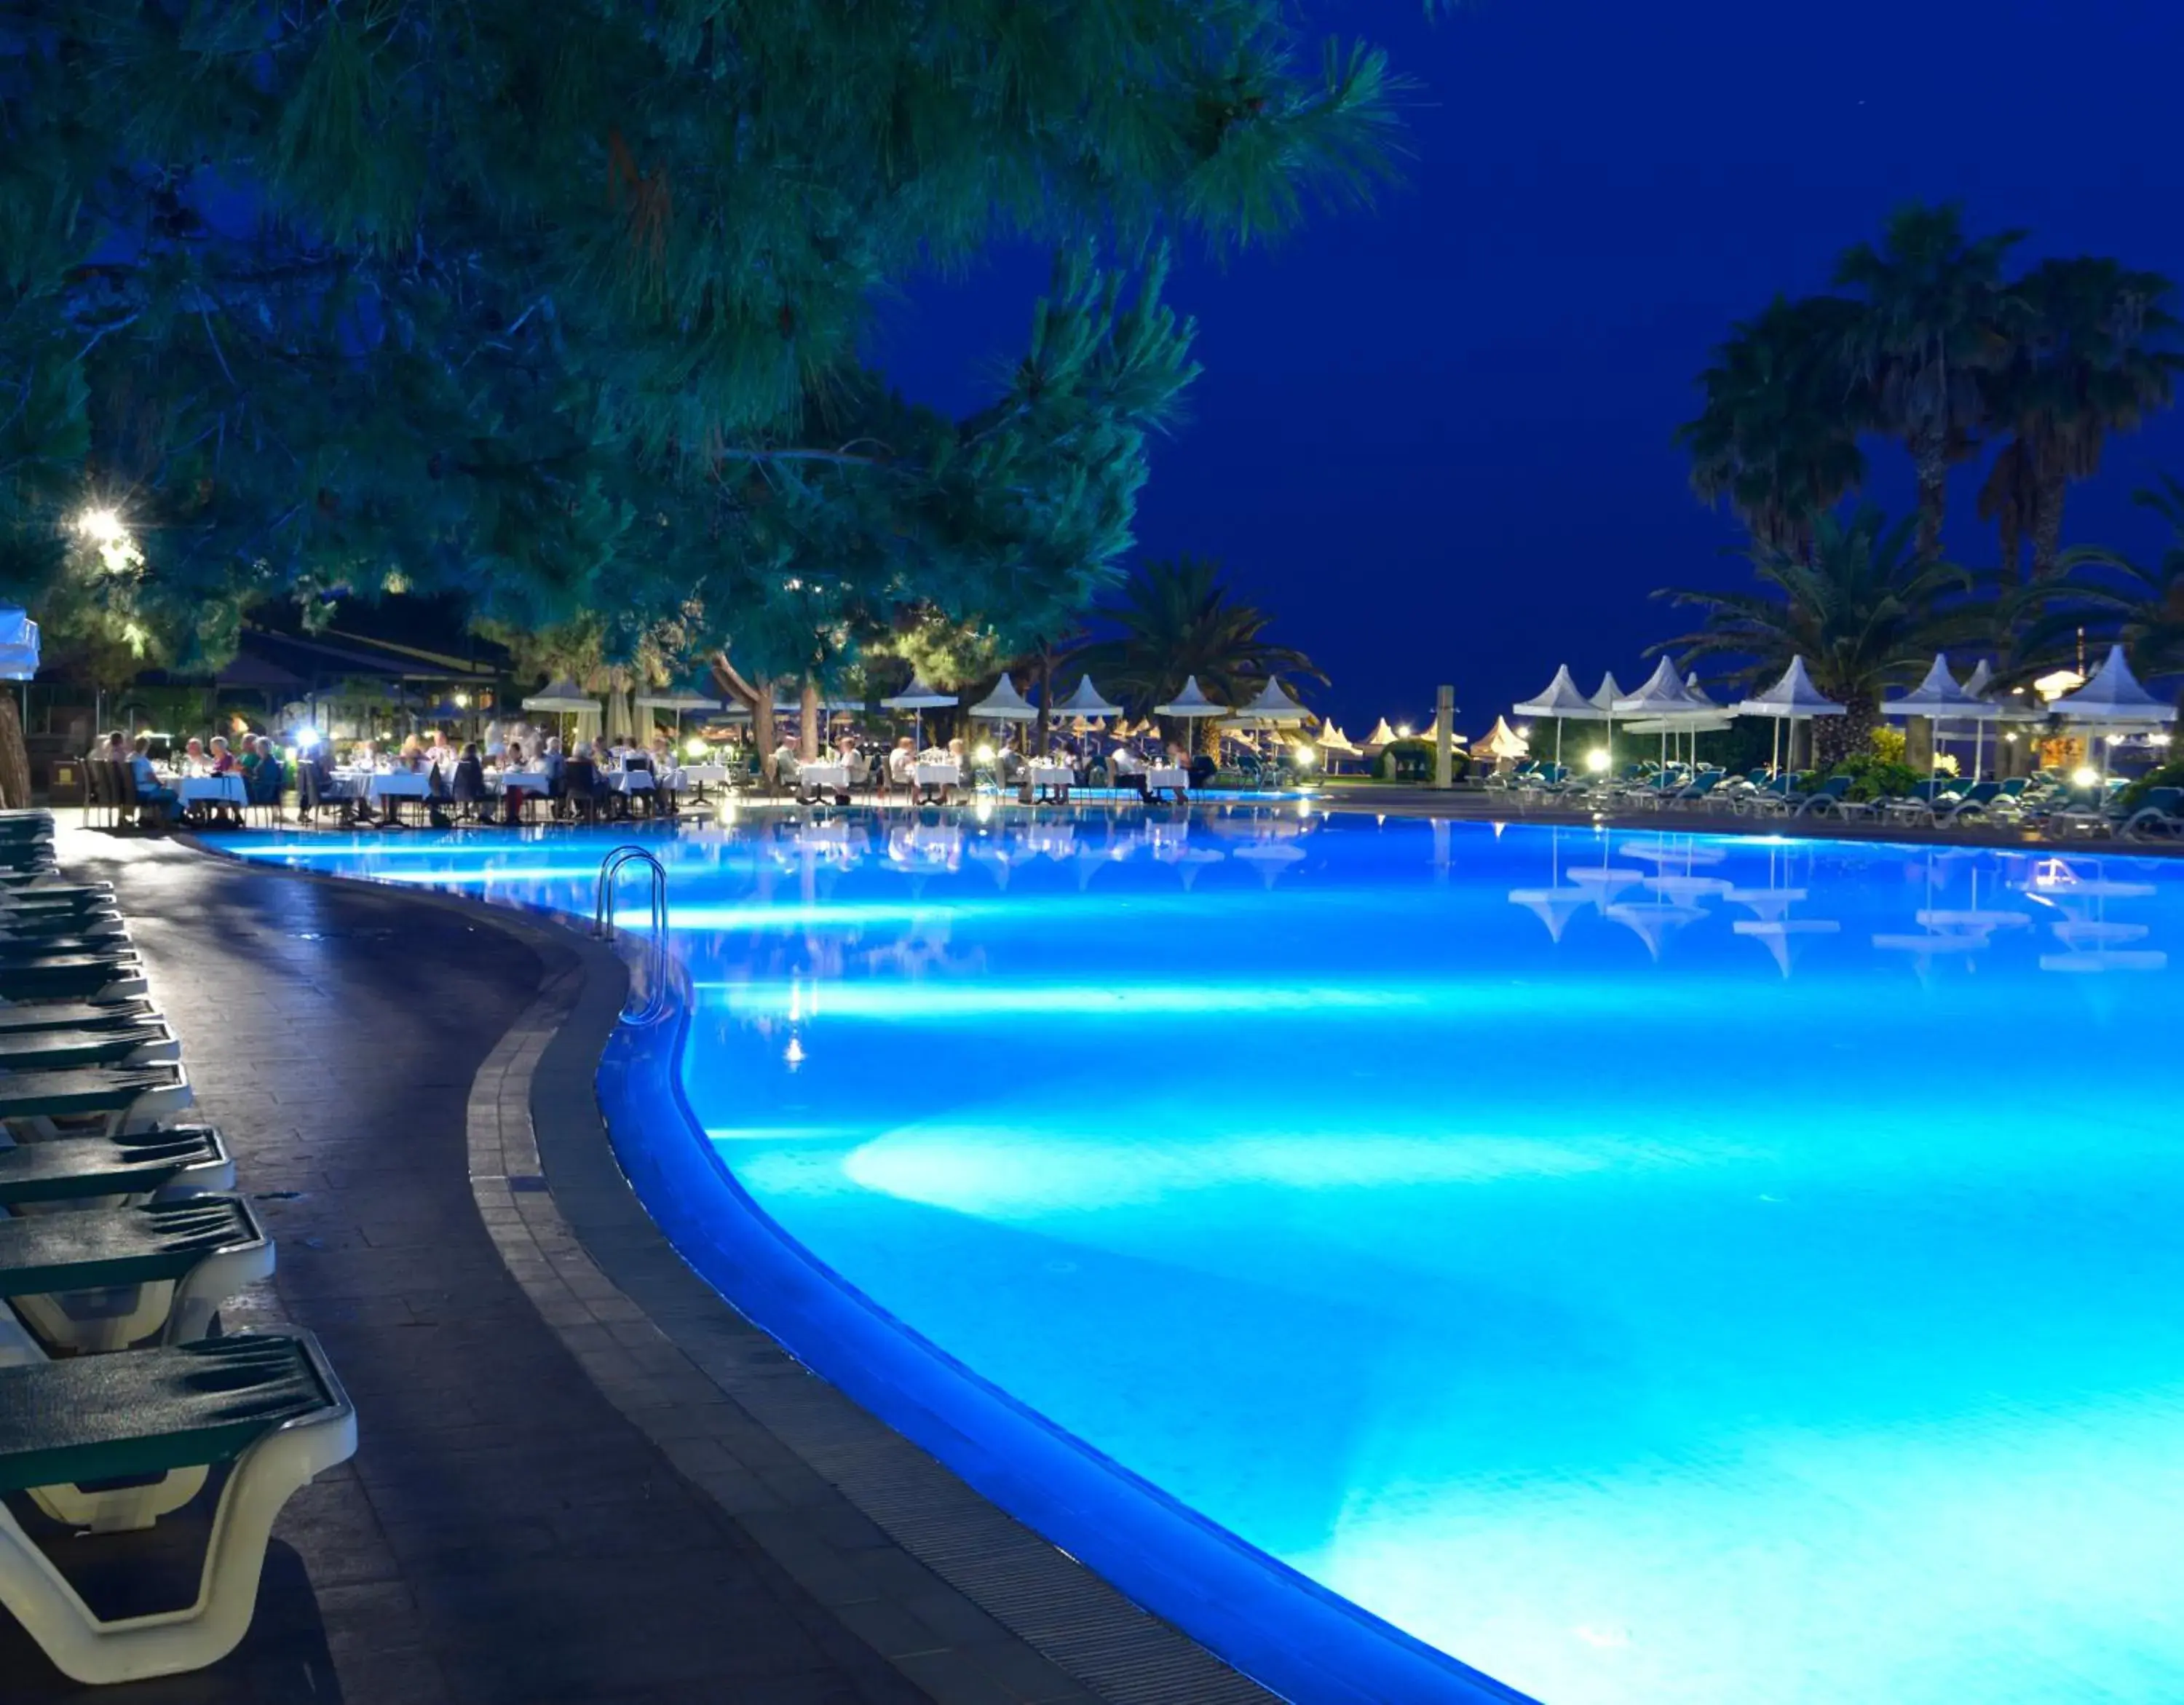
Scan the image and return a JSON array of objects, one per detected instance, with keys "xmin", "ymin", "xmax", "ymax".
[
  {"xmin": 2072, "ymin": 766, "xmax": 2099, "ymax": 789},
  {"xmin": 973, "ymin": 743, "xmax": 996, "ymax": 764},
  {"xmin": 684, "ymin": 736, "xmax": 711, "ymax": 758},
  {"xmin": 1395, "ymin": 724, "xmax": 1413, "ymax": 739},
  {"xmin": 1294, "ymin": 744, "xmax": 1315, "ymax": 767},
  {"xmin": 75, "ymin": 507, "xmax": 126, "ymax": 546},
  {"xmin": 1585, "ymin": 748, "xmax": 1610, "ymax": 773}
]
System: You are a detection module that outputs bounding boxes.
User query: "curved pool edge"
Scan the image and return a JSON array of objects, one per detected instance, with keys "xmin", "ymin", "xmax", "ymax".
[{"xmin": 598, "ymin": 986, "xmax": 1540, "ymax": 1705}]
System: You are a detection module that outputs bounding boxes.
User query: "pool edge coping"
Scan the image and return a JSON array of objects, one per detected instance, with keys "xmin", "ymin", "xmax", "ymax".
[{"xmin": 181, "ymin": 834, "xmax": 1280, "ymax": 1705}]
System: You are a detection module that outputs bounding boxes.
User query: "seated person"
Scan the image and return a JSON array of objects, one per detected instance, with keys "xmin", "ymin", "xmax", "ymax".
[
  {"xmin": 180, "ymin": 737, "xmax": 210, "ymax": 775},
  {"xmin": 887, "ymin": 737, "xmax": 916, "ymax": 795},
  {"xmin": 451, "ymin": 742, "xmax": 489, "ymax": 819},
  {"xmin": 207, "ymin": 735, "xmax": 237, "ymax": 775},
  {"xmin": 127, "ymin": 735, "xmax": 177, "ymax": 823},
  {"xmin": 246, "ymin": 737, "xmax": 285, "ymax": 813},
  {"xmin": 562, "ymin": 743, "xmax": 604, "ymax": 820}
]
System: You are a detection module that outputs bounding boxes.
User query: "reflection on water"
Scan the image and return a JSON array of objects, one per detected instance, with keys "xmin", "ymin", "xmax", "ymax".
[{"xmin": 234, "ymin": 813, "xmax": 2184, "ymax": 1705}]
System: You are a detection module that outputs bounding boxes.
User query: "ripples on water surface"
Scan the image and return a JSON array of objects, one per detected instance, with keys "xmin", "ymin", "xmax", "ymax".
[{"xmin": 238, "ymin": 810, "xmax": 2184, "ymax": 1704}]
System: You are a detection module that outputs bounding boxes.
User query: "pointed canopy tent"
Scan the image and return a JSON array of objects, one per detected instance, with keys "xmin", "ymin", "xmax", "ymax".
[
  {"xmin": 2052, "ymin": 644, "xmax": 2177, "ymax": 788},
  {"xmin": 2050, "ymin": 644, "xmax": 2176, "ymax": 724},
  {"xmin": 1514, "ymin": 665, "xmax": 1606, "ymax": 767},
  {"xmin": 1315, "ymin": 721, "xmax": 1362, "ymax": 758},
  {"xmin": 1613, "ymin": 657, "xmax": 1705, "ymax": 717},
  {"xmin": 1588, "ymin": 671, "xmax": 1626, "ymax": 713},
  {"xmin": 1684, "ymin": 672, "xmax": 1720, "ymax": 710},
  {"xmin": 1883, "ymin": 654, "xmax": 1985, "ymax": 718},
  {"xmin": 880, "ymin": 676, "xmax": 959, "ymax": 749},
  {"xmin": 635, "ymin": 680, "xmax": 725, "ymax": 713},
  {"xmin": 967, "ymin": 675, "xmax": 1039, "ymax": 722},
  {"xmin": 1362, "ymin": 717, "xmax": 1401, "ymax": 751},
  {"xmin": 1232, "ymin": 676, "xmax": 1312, "ymax": 724},
  {"xmin": 1155, "ymin": 676, "xmax": 1228, "ymax": 719},
  {"xmin": 1734, "ymin": 656, "xmax": 1845, "ymax": 777},
  {"xmin": 0, "ymin": 608, "xmax": 36, "ymax": 684},
  {"xmin": 1053, "ymin": 676, "xmax": 1123, "ymax": 718},
  {"xmin": 880, "ymin": 677, "xmax": 959, "ymax": 710},
  {"xmin": 1474, "ymin": 716, "xmax": 1530, "ymax": 762},
  {"xmin": 1514, "ymin": 665, "xmax": 1600, "ymax": 719},
  {"xmin": 1886, "ymin": 654, "xmax": 2005, "ymax": 782},
  {"xmin": 522, "ymin": 677, "xmax": 601, "ymax": 714},
  {"xmin": 1613, "ymin": 659, "xmax": 1713, "ymax": 772}
]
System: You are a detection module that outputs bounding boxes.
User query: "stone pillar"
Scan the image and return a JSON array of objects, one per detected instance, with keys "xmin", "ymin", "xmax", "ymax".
[
  {"xmin": 1433, "ymin": 686, "xmax": 1454, "ymax": 789},
  {"xmin": 1904, "ymin": 715, "xmax": 1934, "ymax": 772}
]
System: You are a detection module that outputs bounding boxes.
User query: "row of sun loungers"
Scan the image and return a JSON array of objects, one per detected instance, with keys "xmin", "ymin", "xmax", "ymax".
[
  {"xmin": 0, "ymin": 809, "xmax": 357, "ymax": 1685},
  {"xmin": 1490, "ymin": 764, "xmax": 2184, "ymax": 839}
]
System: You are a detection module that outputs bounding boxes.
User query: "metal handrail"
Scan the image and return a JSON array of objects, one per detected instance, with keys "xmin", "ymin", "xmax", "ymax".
[{"xmin": 593, "ymin": 846, "xmax": 672, "ymax": 1021}]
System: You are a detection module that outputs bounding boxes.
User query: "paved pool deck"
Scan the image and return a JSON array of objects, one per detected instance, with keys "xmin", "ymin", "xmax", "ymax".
[{"xmin": 10, "ymin": 827, "xmax": 1263, "ymax": 1705}]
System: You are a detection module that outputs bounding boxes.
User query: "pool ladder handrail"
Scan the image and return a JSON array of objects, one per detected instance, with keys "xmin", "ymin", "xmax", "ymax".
[{"xmin": 593, "ymin": 846, "xmax": 672, "ymax": 1022}]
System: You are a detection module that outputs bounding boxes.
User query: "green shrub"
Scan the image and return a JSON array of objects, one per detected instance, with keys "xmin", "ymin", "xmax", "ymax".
[
  {"xmin": 1827, "ymin": 752, "xmax": 1921, "ymax": 802},
  {"xmin": 2119, "ymin": 759, "xmax": 2184, "ymax": 810},
  {"xmin": 1375, "ymin": 737, "xmax": 1453, "ymax": 782}
]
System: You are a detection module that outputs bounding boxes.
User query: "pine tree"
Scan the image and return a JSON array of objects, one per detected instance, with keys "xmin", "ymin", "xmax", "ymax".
[{"xmin": 1, "ymin": 3, "xmax": 1405, "ymax": 700}]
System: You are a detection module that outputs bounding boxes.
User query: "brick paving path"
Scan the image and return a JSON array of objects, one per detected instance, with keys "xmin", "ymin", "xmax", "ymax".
[{"xmin": 7, "ymin": 831, "xmax": 926, "ymax": 1705}]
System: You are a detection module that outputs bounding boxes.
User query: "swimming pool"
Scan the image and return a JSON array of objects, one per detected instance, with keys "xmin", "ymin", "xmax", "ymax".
[{"xmin": 234, "ymin": 812, "xmax": 2184, "ymax": 1704}]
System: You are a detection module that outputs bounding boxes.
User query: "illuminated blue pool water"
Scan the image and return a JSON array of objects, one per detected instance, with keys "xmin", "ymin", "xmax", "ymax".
[{"xmin": 234, "ymin": 812, "xmax": 2184, "ymax": 1704}]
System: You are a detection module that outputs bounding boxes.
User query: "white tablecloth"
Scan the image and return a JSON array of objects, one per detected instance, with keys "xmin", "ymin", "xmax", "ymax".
[
  {"xmin": 487, "ymin": 769, "xmax": 552, "ymax": 793},
  {"xmin": 606, "ymin": 770, "xmax": 656, "ymax": 793},
  {"xmin": 365, "ymin": 772, "xmax": 432, "ymax": 802},
  {"xmin": 1144, "ymin": 765, "xmax": 1188, "ymax": 792},
  {"xmin": 1029, "ymin": 764, "xmax": 1074, "ymax": 793},
  {"xmin": 798, "ymin": 762, "xmax": 850, "ymax": 790},
  {"xmin": 913, "ymin": 762, "xmax": 962, "ymax": 788},
  {"xmin": 675, "ymin": 764, "xmax": 730, "ymax": 788},
  {"xmin": 176, "ymin": 775, "xmax": 247, "ymax": 807}
]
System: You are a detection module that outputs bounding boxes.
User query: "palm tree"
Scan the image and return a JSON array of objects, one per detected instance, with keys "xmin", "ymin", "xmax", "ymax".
[
  {"xmin": 1068, "ymin": 555, "xmax": 1324, "ymax": 747},
  {"xmin": 1655, "ymin": 505, "xmax": 1982, "ymax": 766},
  {"xmin": 1675, "ymin": 294, "xmax": 1868, "ymax": 561},
  {"xmin": 2027, "ymin": 475, "xmax": 2184, "ymax": 708},
  {"xmin": 1835, "ymin": 202, "xmax": 2026, "ymax": 562},
  {"xmin": 1980, "ymin": 258, "xmax": 2180, "ymax": 582}
]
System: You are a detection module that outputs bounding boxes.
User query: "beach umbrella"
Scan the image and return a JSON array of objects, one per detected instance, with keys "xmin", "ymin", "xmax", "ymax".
[
  {"xmin": 1514, "ymin": 665, "xmax": 1607, "ymax": 767},
  {"xmin": 1734, "ymin": 657, "xmax": 1844, "ymax": 776},
  {"xmin": 882, "ymin": 676, "xmax": 960, "ymax": 748},
  {"xmin": 2049, "ymin": 644, "xmax": 2178, "ymax": 789},
  {"xmin": 1053, "ymin": 676, "xmax": 1123, "ymax": 718}
]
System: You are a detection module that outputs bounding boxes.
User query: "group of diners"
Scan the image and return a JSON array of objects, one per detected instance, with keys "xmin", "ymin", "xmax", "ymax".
[
  {"xmin": 769, "ymin": 729, "xmax": 1212, "ymax": 806},
  {"xmin": 90, "ymin": 730, "xmax": 285, "ymax": 828},
  {"xmin": 295, "ymin": 729, "xmax": 692, "ymax": 827}
]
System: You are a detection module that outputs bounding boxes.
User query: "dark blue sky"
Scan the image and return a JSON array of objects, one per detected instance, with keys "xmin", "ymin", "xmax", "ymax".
[{"xmin": 879, "ymin": 0, "xmax": 2184, "ymax": 732}]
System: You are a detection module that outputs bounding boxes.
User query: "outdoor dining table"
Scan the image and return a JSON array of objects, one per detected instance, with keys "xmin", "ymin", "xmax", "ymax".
[
  {"xmin": 1144, "ymin": 764, "xmax": 1189, "ymax": 799},
  {"xmin": 1028, "ymin": 763, "xmax": 1075, "ymax": 801},
  {"xmin": 912, "ymin": 761, "xmax": 962, "ymax": 789},
  {"xmin": 796, "ymin": 761, "xmax": 850, "ymax": 800},
  {"xmin": 175, "ymin": 775, "xmax": 247, "ymax": 810},
  {"xmin": 486, "ymin": 768, "xmax": 553, "ymax": 793}
]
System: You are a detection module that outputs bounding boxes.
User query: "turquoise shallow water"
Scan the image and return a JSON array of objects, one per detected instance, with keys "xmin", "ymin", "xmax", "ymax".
[{"xmin": 237, "ymin": 811, "xmax": 2184, "ymax": 1703}]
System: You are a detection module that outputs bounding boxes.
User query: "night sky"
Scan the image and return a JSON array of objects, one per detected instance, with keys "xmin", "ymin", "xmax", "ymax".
[{"xmin": 877, "ymin": 0, "xmax": 2184, "ymax": 734}]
